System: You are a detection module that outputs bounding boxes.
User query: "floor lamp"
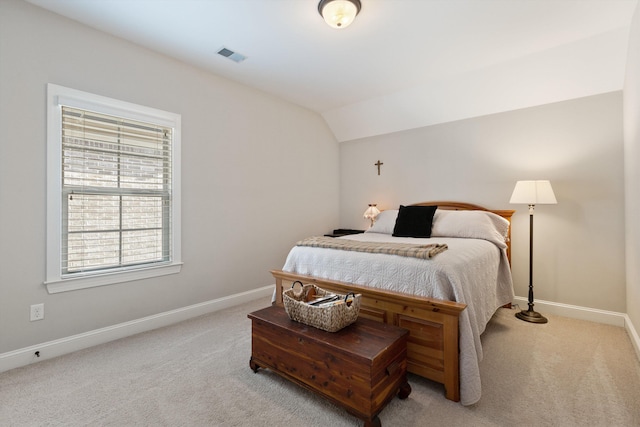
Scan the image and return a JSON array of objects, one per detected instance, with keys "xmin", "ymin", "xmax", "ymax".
[{"xmin": 509, "ymin": 180, "xmax": 557, "ymax": 324}]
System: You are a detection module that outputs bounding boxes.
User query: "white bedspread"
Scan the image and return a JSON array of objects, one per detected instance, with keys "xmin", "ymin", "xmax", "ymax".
[{"xmin": 281, "ymin": 232, "xmax": 514, "ymax": 405}]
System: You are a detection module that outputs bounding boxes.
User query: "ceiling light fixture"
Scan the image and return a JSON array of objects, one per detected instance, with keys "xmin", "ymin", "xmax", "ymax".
[{"xmin": 318, "ymin": 0, "xmax": 361, "ymax": 29}]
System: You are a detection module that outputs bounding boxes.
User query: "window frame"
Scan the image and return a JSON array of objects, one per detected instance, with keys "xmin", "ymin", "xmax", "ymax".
[{"xmin": 46, "ymin": 84, "xmax": 182, "ymax": 293}]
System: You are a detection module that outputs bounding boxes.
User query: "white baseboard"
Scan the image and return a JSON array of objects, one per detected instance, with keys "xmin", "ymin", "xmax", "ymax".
[
  {"xmin": 0, "ymin": 285, "xmax": 274, "ymax": 374},
  {"xmin": 624, "ymin": 313, "xmax": 640, "ymax": 362},
  {"xmin": 513, "ymin": 296, "xmax": 640, "ymax": 361},
  {"xmin": 3, "ymin": 289, "xmax": 637, "ymax": 375},
  {"xmin": 512, "ymin": 296, "xmax": 626, "ymax": 326}
]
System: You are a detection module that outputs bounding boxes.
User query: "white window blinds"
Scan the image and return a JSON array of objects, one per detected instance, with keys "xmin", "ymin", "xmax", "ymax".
[{"xmin": 61, "ymin": 106, "xmax": 173, "ymax": 275}]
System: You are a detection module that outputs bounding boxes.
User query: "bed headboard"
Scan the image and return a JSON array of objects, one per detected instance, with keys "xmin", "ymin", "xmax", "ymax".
[{"xmin": 410, "ymin": 201, "xmax": 515, "ymax": 263}]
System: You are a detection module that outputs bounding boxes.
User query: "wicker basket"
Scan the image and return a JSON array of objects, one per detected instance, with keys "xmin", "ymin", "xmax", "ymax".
[{"xmin": 283, "ymin": 281, "xmax": 361, "ymax": 332}]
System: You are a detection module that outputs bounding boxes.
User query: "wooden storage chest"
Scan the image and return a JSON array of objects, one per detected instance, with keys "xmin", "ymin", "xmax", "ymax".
[{"xmin": 248, "ymin": 306, "xmax": 411, "ymax": 427}]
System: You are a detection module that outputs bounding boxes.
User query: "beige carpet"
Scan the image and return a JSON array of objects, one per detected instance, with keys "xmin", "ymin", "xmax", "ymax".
[{"xmin": 1, "ymin": 297, "xmax": 639, "ymax": 426}]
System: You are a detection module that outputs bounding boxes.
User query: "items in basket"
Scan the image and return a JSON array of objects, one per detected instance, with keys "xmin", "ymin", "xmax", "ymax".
[{"xmin": 308, "ymin": 293, "xmax": 355, "ymax": 307}]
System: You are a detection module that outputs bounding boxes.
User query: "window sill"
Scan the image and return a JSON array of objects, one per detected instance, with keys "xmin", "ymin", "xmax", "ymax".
[{"xmin": 45, "ymin": 262, "xmax": 183, "ymax": 294}]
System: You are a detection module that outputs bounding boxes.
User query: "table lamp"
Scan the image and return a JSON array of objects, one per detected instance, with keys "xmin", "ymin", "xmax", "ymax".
[{"xmin": 363, "ymin": 204, "xmax": 380, "ymax": 227}]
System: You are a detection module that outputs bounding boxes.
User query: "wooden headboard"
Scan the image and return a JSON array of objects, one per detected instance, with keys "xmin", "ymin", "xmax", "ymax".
[{"xmin": 410, "ymin": 201, "xmax": 515, "ymax": 263}]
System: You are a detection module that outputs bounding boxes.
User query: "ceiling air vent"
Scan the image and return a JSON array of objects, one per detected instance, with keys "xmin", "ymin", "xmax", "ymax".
[{"xmin": 217, "ymin": 47, "xmax": 247, "ymax": 63}]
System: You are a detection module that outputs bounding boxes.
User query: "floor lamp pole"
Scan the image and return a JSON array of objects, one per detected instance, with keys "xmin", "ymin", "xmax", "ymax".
[{"xmin": 516, "ymin": 204, "xmax": 548, "ymax": 323}]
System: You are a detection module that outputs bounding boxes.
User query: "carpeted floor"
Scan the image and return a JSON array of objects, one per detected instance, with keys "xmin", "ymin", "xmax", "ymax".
[{"xmin": 1, "ymin": 297, "xmax": 639, "ymax": 426}]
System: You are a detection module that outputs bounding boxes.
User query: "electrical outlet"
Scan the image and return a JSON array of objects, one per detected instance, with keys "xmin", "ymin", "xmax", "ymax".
[{"xmin": 30, "ymin": 303, "xmax": 44, "ymax": 321}]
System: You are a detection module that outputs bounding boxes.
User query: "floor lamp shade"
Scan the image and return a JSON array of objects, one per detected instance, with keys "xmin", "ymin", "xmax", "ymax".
[
  {"xmin": 510, "ymin": 180, "xmax": 557, "ymax": 205},
  {"xmin": 510, "ymin": 180, "xmax": 557, "ymax": 324}
]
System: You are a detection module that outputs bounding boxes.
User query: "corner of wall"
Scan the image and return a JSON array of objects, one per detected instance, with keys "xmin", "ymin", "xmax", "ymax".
[{"xmin": 624, "ymin": 1, "xmax": 640, "ymax": 336}]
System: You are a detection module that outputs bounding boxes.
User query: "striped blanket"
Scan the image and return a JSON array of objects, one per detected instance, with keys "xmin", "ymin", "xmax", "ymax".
[{"xmin": 296, "ymin": 236, "xmax": 448, "ymax": 260}]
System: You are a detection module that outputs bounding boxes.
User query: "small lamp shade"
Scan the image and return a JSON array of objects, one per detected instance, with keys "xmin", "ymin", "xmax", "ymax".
[
  {"xmin": 318, "ymin": 0, "xmax": 361, "ymax": 29},
  {"xmin": 363, "ymin": 204, "xmax": 380, "ymax": 226},
  {"xmin": 510, "ymin": 180, "xmax": 557, "ymax": 205}
]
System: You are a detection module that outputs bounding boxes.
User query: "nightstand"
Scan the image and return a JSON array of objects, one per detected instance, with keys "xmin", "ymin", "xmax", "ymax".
[{"xmin": 324, "ymin": 229, "xmax": 365, "ymax": 237}]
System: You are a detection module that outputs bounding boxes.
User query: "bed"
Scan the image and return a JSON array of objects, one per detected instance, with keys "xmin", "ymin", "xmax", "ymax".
[{"xmin": 271, "ymin": 201, "xmax": 515, "ymax": 405}]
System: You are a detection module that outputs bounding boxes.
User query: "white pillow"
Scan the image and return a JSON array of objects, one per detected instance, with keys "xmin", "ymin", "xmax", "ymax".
[
  {"xmin": 431, "ymin": 209, "xmax": 510, "ymax": 248},
  {"xmin": 365, "ymin": 209, "xmax": 398, "ymax": 234}
]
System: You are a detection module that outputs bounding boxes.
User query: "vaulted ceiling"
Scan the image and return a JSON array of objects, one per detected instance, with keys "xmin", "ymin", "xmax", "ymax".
[{"xmin": 27, "ymin": 0, "xmax": 638, "ymax": 141}]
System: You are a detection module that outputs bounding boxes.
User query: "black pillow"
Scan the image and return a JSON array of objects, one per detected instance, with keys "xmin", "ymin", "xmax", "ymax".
[{"xmin": 392, "ymin": 205, "xmax": 437, "ymax": 238}]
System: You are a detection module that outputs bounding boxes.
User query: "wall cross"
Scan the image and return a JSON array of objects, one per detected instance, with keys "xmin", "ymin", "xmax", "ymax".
[{"xmin": 374, "ymin": 160, "xmax": 383, "ymax": 175}]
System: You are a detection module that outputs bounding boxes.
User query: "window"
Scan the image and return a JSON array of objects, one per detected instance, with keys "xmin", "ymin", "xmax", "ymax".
[{"xmin": 46, "ymin": 84, "xmax": 181, "ymax": 293}]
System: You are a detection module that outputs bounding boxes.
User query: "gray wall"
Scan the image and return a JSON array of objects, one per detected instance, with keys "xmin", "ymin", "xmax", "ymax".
[
  {"xmin": 624, "ymin": 3, "xmax": 640, "ymax": 334},
  {"xmin": 340, "ymin": 93, "xmax": 626, "ymax": 313},
  {"xmin": 0, "ymin": 0, "xmax": 339, "ymax": 353}
]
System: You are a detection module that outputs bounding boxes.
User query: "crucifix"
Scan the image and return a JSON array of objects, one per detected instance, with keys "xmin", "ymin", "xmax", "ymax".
[{"xmin": 374, "ymin": 160, "xmax": 383, "ymax": 175}]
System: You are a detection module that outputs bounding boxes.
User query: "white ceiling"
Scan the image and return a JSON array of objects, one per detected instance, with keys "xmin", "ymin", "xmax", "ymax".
[{"xmin": 26, "ymin": 0, "xmax": 638, "ymax": 141}]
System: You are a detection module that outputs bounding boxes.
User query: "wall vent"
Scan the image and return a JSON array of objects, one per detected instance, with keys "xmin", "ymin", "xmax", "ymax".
[{"xmin": 217, "ymin": 47, "xmax": 247, "ymax": 63}]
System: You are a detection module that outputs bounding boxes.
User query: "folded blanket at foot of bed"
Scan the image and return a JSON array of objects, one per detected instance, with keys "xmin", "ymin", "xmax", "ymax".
[{"xmin": 296, "ymin": 236, "xmax": 448, "ymax": 259}]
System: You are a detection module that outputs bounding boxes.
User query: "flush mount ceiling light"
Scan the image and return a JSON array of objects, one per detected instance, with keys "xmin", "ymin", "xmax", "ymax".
[{"xmin": 318, "ymin": 0, "xmax": 361, "ymax": 29}]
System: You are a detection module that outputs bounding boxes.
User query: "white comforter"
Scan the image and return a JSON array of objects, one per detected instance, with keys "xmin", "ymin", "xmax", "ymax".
[{"xmin": 282, "ymin": 232, "xmax": 514, "ymax": 405}]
